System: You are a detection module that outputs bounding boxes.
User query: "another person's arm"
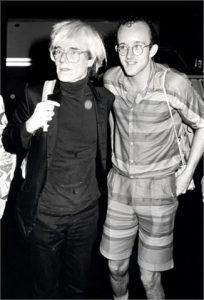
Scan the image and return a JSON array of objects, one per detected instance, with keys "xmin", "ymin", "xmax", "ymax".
[{"xmin": 0, "ymin": 95, "xmax": 16, "ymax": 219}]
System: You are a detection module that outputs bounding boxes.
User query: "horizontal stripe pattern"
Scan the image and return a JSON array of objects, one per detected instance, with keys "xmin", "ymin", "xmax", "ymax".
[
  {"xmin": 105, "ymin": 62, "xmax": 204, "ymax": 177},
  {"xmin": 100, "ymin": 170, "xmax": 178, "ymax": 270}
]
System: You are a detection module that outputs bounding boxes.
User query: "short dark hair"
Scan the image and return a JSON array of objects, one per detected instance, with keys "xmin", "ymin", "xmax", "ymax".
[{"xmin": 117, "ymin": 16, "xmax": 159, "ymax": 45}]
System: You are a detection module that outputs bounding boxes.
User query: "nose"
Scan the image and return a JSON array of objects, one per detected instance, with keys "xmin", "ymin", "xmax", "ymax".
[
  {"xmin": 59, "ymin": 51, "xmax": 67, "ymax": 63},
  {"xmin": 126, "ymin": 46, "xmax": 134, "ymax": 59}
]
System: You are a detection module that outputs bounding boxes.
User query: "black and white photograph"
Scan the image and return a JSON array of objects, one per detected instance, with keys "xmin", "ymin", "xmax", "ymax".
[{"xmin": 0, "ymin": 1, "xmax": 203, "ymax": 299}]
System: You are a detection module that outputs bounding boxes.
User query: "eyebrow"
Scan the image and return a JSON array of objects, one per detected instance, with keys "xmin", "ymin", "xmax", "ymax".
[
  {"xmin": 119, "ymin": 41, "xmax": 146, "ymax": 46},
  {"xmin": 54, "ymin": 46, "xmax": 81, "ymax": 50}
]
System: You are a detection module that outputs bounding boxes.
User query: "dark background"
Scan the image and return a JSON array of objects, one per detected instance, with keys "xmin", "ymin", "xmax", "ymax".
[
  {"xmin": 1, "ymin": 0, "xmax": 203, "ymax": 72},
  {"xmin": 0, "ymin": 1, "xmax": 203, "ymax": 299},
  {"xmin": 1, "ymin": 1, "xmax": 203, "ymax": 117}
]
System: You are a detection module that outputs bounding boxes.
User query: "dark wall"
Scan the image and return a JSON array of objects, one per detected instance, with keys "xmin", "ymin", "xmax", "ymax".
[
  {"xmin": 1, "ymin": 1, "xmax": 203, "ymax": 114},
  {"xmin": 2, "ymin": 1, "xmax": 203, "ymax": 67}
]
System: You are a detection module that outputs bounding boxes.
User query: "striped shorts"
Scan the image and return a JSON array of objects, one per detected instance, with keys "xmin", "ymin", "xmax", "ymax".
[{"xmin": 100, "ymin": 168, "xmax": 179, "ymax": 271}]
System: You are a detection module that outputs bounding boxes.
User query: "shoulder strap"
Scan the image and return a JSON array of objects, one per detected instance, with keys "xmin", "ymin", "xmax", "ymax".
[
  {"xmin": 162, "ymin": 69, "xmax": 185, "ymax": 165},
  {"xmin": 42, "ymin": 80, "xmax": 56, "ymax": 132},
  {"xmin": 21, "ymin": 80, "xmax": 56, "ymax": 178}
]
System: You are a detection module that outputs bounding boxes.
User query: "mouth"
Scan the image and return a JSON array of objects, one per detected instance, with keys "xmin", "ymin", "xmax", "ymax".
[
  {"xmin": 126, "ymin": 61, "xmax": 137, "ymax": 65},
  {"xmin": 59, "ymin": 67, "xmax": 71, "ymax": 72}
]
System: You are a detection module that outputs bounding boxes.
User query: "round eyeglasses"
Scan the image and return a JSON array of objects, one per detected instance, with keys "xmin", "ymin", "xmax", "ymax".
[
  {"xmin": 115, "ymin": 43, "xmax": 152, "ymax": 56},
  {"xmin": 51, "ymin": 47, "xmax": 88, "ymax": 63}
]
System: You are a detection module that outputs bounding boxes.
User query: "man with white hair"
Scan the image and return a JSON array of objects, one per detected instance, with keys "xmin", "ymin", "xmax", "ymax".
[{"xmin": 3, "ymin": 20, "xmax": 114, "ymax": 299}]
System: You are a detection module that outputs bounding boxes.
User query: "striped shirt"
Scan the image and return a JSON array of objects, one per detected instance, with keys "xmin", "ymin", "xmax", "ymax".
[{"xmin": 104, "ymin": 61, "xmax": 204, "ymax": 178}]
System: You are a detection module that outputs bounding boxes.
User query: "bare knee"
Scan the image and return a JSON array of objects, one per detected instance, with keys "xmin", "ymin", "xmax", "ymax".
[
  {"xmin": 108, "ymin": 258, "xmax": 129, "ymax": 278},
  {"xmin": 140, "ymin": 267, "xmax": 161, "ymax": 289},
  {"xmin": 140, "ymin": 267, "xmax": 165, "ymax": 299}
]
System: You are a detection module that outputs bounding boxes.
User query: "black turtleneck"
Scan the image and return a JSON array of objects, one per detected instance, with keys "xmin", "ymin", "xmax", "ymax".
[{"xmin": 39, "ymin": 76, "xmax": 99, "ymax": 215}]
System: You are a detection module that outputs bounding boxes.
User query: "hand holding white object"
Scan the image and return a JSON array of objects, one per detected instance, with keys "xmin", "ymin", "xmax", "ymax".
[{"xmin": 26, "ymin": 100, "xmax": 60, "ymax": 134}]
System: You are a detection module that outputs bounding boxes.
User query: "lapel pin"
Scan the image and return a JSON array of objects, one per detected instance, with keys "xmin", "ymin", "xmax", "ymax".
[{"xmin": 84, "ymin": 99, "xmax": 92, "ymax": 110}]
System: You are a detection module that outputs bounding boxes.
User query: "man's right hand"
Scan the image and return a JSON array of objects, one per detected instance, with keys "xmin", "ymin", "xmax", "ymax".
[{"xmin": 25, "ymin": 100, "xmax": 60, "ymax": 134}]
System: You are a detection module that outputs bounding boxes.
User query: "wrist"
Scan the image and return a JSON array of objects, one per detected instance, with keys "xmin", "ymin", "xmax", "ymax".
[
  {"xmin": 183, "ymin": 164, "xmax": 194, "ymax": 178},
  {"xmin": 25, "ymin": 119, "xmax": 35, "ymax": 134}
]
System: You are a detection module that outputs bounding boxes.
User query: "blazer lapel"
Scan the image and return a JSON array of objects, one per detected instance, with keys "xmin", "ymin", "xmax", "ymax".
[{"xmin": 89, "ymin": 84, "xmax": 106, "ymax": 170}]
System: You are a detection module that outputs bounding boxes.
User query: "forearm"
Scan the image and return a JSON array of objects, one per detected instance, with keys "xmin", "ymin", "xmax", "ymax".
[
  {"xmin": 185, "ymin": 127, "xmax": 204, "ymax": 178},
  {"xmin": 2, "ymin": 87, "xmax": 34, "ymax": 154},
  {"xmin": 2, "ymin": 121, "xmax": 33, "ymax": 154}
]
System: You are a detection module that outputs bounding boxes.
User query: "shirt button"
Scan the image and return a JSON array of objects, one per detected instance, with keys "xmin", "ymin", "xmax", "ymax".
[
  {"xmin": 130, "ymin": 108, "xmax": 134, "ymax": 111},
  {"xmin": 130, "ymin": 175, "xmax": 134, "ymax": 178},
  {"xmin": 130, "ymin": 160, "xmax": 134, "ymax": 164},
  {"xmin": 130, "ymin": 142, "xmax": 134, "ymax": 146},
  {"xmin": 73, "ymin": 189, "xmax": 78, "ymax": 195}
]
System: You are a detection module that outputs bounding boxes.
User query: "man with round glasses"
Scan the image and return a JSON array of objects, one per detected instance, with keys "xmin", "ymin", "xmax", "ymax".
[
  {"xmin": 115, "ymin": 42, "xmax": 152, "ymax": 56},
  {"xmin": 100, "ymin": 16, "xmax": 204, "ymax": 299},
  {"xmin": 3, "ymin": 19, "xmax": 114, "ymax": 299}
]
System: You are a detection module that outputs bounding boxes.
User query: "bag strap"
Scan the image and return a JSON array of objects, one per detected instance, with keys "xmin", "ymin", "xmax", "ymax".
[
  {"xmin": 42, "ymin": 80, "xmax": 56, "ymax": 132},
  {"xmin": 162, "ymin": 69, "xmax": 185, "ymax": 165},
  {"xmin": 21, "ymin": 80, "xmax": 56, "ymax": 179}
]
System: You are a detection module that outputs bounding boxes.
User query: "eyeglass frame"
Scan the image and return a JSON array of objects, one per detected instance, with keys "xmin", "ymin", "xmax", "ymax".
[
  {"xmin": 115, "ymin": 43, "xmax": 152, "ymax": 56},
  {"xmin": 51, "ymin": 47, "xmax": 89, "ymax": 63}
]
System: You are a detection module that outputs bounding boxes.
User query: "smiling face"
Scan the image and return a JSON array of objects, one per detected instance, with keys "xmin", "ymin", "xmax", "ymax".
[
  {"xmin": 117, "ymin": 21, "xmax": 158, "ymax": 78},
  {"xmin": 52, "ymin": 37, "xmax": 95, "ymax": 83}
]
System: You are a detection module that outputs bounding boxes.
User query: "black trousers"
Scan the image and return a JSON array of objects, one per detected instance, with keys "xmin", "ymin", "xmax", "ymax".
[{"xmin": 29, "ymin": 204, "xmax": 99, "ymax": 299}]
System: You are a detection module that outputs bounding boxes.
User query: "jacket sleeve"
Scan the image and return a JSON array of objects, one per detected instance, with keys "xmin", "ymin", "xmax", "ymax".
[{"xmin": 2, "ymin": 83, "xmax": 41, "ymax": 154}]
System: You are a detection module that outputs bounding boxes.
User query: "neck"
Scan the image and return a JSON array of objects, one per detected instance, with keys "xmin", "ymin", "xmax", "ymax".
[
  {"xmin": 60, "ymin": 75, "xmax": 88, "ymax": 91},
  {"xmin": 59, "ymin": 76, "xmax": 89, "ymax": 101}
]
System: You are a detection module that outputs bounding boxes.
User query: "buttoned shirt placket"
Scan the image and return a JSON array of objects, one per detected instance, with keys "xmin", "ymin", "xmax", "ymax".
[{"xmin": 118, "ymin": 78, "xmax": 138, "ymax": 178}]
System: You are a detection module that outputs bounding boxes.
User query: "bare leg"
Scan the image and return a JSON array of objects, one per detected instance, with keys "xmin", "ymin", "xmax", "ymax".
[
  {"xmin": 108, "ymin": 258, "xmax": 130, "ymax": 299},
  {"xmin": 140, "ymin": 267, "xmax": 165, "ymax": 299}
]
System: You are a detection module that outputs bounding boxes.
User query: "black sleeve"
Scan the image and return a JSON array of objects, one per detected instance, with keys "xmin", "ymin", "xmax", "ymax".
[{"xmin": 2, "ymin": 83, "xmax": 41, "ymax": 154}]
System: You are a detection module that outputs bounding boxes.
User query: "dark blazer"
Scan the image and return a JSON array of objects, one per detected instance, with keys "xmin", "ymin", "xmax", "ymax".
[{"xmin": 2, "ymin": 80, "xmax": 114, "ymax": 238}]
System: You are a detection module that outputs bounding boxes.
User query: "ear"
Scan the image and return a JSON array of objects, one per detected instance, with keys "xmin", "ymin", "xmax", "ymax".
[
  {"xmin": 87, "ymin": 57, "xmax": 96, "ymax": 68},
  {"xmin": 50, "ymin": 50, "xmax": 55, "ymax": 63},
  {"xmin": 149, "ymin": 44, "xmax": 159, "ymax": 58}
]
